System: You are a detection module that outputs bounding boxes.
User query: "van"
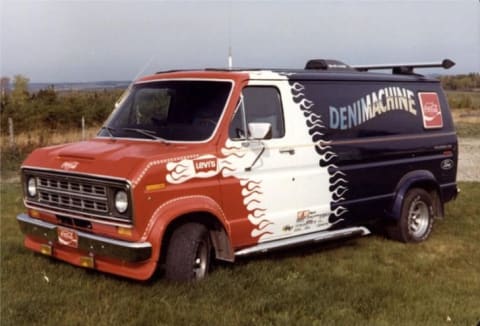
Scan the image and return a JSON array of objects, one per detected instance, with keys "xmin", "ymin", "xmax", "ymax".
[{"xmin": 17, "ymin": 59, "xmax": 459, "ymax": 281}]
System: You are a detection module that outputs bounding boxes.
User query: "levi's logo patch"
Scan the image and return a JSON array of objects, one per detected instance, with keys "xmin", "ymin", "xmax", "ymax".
[
  {"xmin": 419, "ymin": 92, "xmax": 443, "ymax": 129},
  {"xmin": 193, "ymin": 158, "xmax": 217, "ymax": 173}
]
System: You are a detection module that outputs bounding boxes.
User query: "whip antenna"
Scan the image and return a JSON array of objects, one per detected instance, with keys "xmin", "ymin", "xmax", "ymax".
[
  {"xmin": 228, "ymin": 46, "xmax": 233, "ymax": 69},
  {"xmin": 115, "ymin": 55, "xmax": 155, "ymax": 107},
  {"xmin": 227, "ymin": 1, "xmax": 233, "ymax": 69}
]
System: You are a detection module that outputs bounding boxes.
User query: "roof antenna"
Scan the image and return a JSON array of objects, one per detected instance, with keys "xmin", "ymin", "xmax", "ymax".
[
  {"xmin": 227, "ymin": 0, "xmax": 233, "ymax": 69},
  {"xmin": 115, "ymin": 55, "xmax": 155, "ymax": 107}
]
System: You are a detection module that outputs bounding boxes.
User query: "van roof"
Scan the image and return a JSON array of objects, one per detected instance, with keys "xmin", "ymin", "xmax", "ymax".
[
  {"xmin": 140, "ymin": 68, "xmax": 440, "ymax": 84},
  {"xmin": 140, "ymin": 58, "xmax": 453, "ymax": 83},
  {"xmin": 144, "ymin": 58, "xmax": 454, "ymax": 83}
]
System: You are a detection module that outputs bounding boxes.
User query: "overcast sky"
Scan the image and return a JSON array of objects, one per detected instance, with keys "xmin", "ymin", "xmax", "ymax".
[{"xmin": 1, "ymin": 0, "xmax": 479, "ymax": 82}]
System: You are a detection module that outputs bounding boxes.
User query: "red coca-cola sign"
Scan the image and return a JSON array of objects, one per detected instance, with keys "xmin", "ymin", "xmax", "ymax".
[
  {"xmin": 57, "ymin": 227, "xmax": 79, "ymax": 248},
  {"xmin": 419, "ymin": 92, "xmax": 443, "ymax": 129}
]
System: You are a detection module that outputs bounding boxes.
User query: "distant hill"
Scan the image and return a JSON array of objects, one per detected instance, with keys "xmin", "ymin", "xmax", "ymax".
[{"xmin": 28, "ymin": 81, "xmax": 130, "ymax": 92}]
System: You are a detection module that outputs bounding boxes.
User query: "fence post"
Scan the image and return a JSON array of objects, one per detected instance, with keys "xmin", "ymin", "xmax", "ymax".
[
  {"xmin": 8, "ymin": 117, "xmax": 15, "ymax": 148},
  {"xmin": 81, "ymin": 116, "xmax": 85, "ymax": 140}
]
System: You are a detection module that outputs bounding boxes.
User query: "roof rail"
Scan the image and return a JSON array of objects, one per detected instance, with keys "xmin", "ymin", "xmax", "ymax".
[
  {"xmin": 353, "ymin": 58, "xmax": 455, "ymax": 74},
  {"xmin": 154, "ymin": 69, "xmax": 196, "ymax": 74}
]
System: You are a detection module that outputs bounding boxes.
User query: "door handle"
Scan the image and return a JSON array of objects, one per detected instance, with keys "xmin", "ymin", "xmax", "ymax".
[{"xmin": 279, "ymin": 148, "xmax": 295, "ymax": 155}]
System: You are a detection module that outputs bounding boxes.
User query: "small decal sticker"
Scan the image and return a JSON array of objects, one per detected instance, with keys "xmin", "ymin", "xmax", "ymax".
[
  {"xmin": 297, "ymin": 210, "xmax": 310, "ymax": 221},
  {"xmin": 57, "ymin": 227, "xmax": 79, "ymax": 248},
  {"xmin": 293, "ymin": 210, "xmax": 331, "ymax": 232},
  {"xmin": 61, "ymin": 161, "xmax": 79, "ymax": 171},
  {"xmin": 419, "ymin": 92, "xmax": 443, "ymax": 129},
  {"xmin": 282, "ymin": 225, "xmax": 293, "ymax": 232}
]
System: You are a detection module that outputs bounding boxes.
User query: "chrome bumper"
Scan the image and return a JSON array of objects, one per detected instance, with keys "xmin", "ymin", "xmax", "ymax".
[{"xmin": 17, "ymin": 214, "xmax": 152, "ymax": 262}]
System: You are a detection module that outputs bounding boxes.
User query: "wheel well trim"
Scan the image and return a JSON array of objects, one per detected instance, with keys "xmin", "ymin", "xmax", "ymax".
[
  {"xmin": 390, "ymin": 170, "xmax": 442, "ymax": 221},
  {"xmin": 140, "ymin": 195, "xmax": 234, "ymax": 263}
]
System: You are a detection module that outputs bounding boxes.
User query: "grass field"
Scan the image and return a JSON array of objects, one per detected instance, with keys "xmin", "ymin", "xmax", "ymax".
[
  {"xmin": 452, "ymin": 108, "xmax": 480, "ymax": 138},
  {"xmin": 1, "ymin": 181, "xmax": 479, "ymax": 325},
  {"xmin": 446, "ymin": 91, "xmax": 480, "ymax": 138},
  {"xmin": 446, "ymin": 91, "xmax": 480, "ymax": 110},
  {"xmin": 0, "ymin": 126, "xmax": 100, "ymax": 176}
]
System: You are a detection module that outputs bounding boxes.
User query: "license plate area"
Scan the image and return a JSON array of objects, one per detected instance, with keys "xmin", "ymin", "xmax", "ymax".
[{"xmin": 57, "ymin": 227, "xmax": 79, "ymax": 248}]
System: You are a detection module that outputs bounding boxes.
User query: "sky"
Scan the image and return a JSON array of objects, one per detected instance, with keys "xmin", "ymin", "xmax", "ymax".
[{"xmin": 1, "ymin": 0, "xmax": 479, "ymax": 83}]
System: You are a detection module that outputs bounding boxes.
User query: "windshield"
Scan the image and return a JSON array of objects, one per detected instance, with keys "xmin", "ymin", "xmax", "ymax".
[{"xmin": 98, "ymin": 80, "xmax": 232, "ymax": 141}]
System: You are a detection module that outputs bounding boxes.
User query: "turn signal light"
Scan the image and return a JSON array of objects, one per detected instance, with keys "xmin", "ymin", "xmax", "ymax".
[
  {"xmin": 80, "ymin": 256, "xmax": 95, "ymax": 268},
  {"xmin": 117, "ymin": 227, "xmax": 132, "ymax": 236},
  {"xmin": 29, "ymin": 209, "xmax": 40, "ymax": 218},
  {"xmin": 40, "ymin": 244, "xmax": 52, "ymax": 256},
  {"xmin": 145, "ymin": 183, "xmax": 165, "ymax": 192}
]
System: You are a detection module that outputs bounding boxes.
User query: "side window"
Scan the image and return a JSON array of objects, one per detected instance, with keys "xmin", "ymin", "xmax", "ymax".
[{"xmin": 229, "ymin": 86, "xmax": 285, "ymax": 140}]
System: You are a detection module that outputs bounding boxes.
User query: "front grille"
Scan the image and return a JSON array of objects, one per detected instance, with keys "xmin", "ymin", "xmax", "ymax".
[
  {"xmin": 37, "ymin": 176, "xmax": 108, "ymax": 214},
  {"xmin": 24, "ymin": 169, "xmax": 132, "ymax": 226}
]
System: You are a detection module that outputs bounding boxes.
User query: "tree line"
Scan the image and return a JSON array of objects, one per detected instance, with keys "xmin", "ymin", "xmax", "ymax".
[
  {"xmin": 1, "ymin": 75, "xmax": 124, "ymax": 135},
  {"xmin": 439, "ymin": 73, "xmax": 480, "ymax": 91}
]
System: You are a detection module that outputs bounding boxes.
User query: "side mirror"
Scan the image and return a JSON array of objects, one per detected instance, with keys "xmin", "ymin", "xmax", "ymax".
[{"xmin": 248, "ymin": 122, "xmax": 272, "ymax": 140}]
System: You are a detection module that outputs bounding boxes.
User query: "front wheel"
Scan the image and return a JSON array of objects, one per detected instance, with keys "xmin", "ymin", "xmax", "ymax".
[
  {"xmin": 164, "ymin": 223, "xmax": 212, "ymax": 282},
  {"xmin": 387, "ymin": 188, "xmax": 434, "ymax": 243}
]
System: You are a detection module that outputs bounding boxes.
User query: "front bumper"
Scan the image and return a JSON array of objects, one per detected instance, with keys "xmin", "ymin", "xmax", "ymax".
[{"xmin": 17, "ymin": 213, "xmax": 152, "ymax": 262}]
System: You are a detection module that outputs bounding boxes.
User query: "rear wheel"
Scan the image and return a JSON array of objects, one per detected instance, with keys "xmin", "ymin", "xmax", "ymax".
[
  {"xmin": 387, "ymin": 188, "xmax": 434, "ymax": 243},
  {"xmin": 164, "ymin": 223, "xmax": 212, "ymax": 281}
]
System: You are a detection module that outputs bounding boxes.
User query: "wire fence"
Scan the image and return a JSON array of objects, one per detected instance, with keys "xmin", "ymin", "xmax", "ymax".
[{"xmin": 4, "ymin": 116, "xmax": 90, "ymax": 149}]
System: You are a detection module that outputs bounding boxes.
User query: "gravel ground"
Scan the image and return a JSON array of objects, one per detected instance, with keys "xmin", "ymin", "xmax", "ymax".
[{"xmin": 458, "ymin": 138, "xmax": 480, "ymax": 182}]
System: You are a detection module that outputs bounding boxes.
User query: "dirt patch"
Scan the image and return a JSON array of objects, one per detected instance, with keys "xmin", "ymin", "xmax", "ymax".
[
  {"xmin": 452, "ymin": 109, "xmax": 480, "ymax": 124},
  {"xmin": 458, "ymin": 138, "xmax": 480, "ymax": 182},
  {"xmin": 0, "ymin": 173, "xmax": 20, "ymax": 184}
]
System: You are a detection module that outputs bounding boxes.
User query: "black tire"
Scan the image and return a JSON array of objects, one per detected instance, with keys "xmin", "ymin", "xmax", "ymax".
[
  {"xmin": 387, "ymin": 188, "xmax": 434, "ymax": 243},
  {"xmin": 164, "ymin": 223, "xmax": 212, "ymax": 282}
]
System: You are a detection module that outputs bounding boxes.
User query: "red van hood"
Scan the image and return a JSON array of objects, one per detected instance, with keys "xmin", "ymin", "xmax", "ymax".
[{"xmin": 21, "ymin": 138, "xmax": 194, "ymax": 181}]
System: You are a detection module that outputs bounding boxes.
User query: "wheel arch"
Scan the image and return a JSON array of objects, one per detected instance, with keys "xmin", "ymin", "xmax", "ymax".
[
  {"xmin": 389, "ymin": 170, "xmax": 443, "ymax": 221},
  {"xmin": 142, "ymin": 195, "xmax": 234, "ymax": 268}
]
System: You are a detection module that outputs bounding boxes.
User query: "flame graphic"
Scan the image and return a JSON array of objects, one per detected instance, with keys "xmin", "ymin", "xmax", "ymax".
[
  {"xmin": 288, "ymin": 78, "xmax": 349, "ymax": 224},
  {"xmin": 292, "ymin": 82, "xmax": 305, "ymax": 92},
  {"xmin": 242, "ymin": 188, "xmax": 263, "ymax": 197},
  {"xmin": 232, "ymin": 176, "xmax": 270, "ymax": 238},
  {"xmin": 331, "ymin": 177, "xmax": 348, "ymax": 187},
  {"xmin": 332, "ymin": 206, "xmax": 348, "ymax": 218},
  {"xmin": 299, "ymin": 98, "xmax": 314, "ymax": 110},
  {"xmin": 173, "ymin": 164, "xmax": 188, "ymax": 174}
]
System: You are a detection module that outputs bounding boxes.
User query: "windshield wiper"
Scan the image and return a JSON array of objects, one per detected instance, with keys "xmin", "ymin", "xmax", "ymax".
[
  {"xmin": 100, "ymin": 125, "xmax": 116, "ymax": 138},
  {"xmin": 122, "ymin": 128, "xmax": 163, "ymax": 141}
]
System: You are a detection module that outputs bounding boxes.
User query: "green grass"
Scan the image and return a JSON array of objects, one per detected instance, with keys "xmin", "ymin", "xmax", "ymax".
[
  {"xmin": 446, "ymin": 91, "xmax": 480, "ymax": 110},
  {"xmin": 0, "ymin": 146, "xmax": 30, "ymax": 180},
  {"xmin": 1, "ymin": 182, "xmax": 480, "ymax": 325},
  {"xmin": 446, "ymin": 91, "xmax": 480, "ymax": 137}
]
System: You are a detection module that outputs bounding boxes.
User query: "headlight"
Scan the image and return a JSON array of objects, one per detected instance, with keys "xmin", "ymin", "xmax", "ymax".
[
  {"xmin": 114, "ymin": 190, "xmax": 128, "ymax": 213},
  {"xmin": 27, "ymin": 177, "xmax": 37, "ymax": 197}
]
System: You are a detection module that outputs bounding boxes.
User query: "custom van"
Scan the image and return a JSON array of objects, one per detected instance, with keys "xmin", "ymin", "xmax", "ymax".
[{"xmin": 17, "ymin": 59, "xmax": 458, "ymax": 281}]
